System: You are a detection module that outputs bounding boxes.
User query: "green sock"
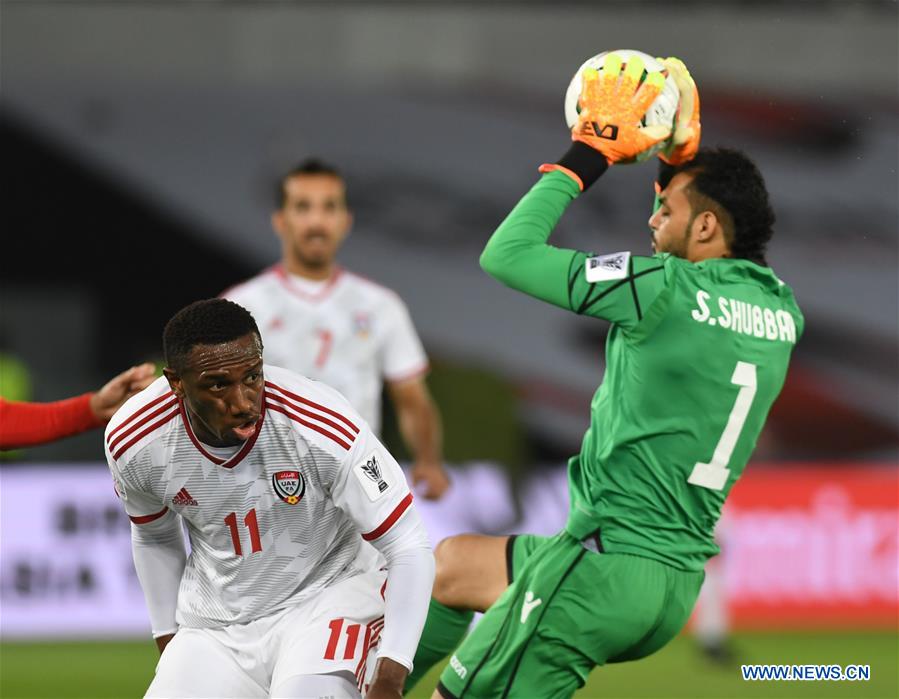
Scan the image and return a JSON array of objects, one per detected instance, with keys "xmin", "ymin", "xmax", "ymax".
[{"xmin": 405, "ymin": 598, "xmax": 474, "ymax": 693}]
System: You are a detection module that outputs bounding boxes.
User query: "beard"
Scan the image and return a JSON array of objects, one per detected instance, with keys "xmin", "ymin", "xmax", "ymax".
[
  {"xmin": 654, "ymin": 222, "xmax": 691, "ymax": 259},
  {"xmin": 293, "ymin": 249, "xmax": 330, "ymax": 269},
  {"xmin": 291, "ymin": 231, "xmax": 334, "ymax": 269}
]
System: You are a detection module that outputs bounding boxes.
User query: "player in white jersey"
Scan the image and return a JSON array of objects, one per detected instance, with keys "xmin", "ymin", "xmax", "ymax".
[
  {"xmin": 222, "ymin": 159, "xmax": 449, "ymax": 499},
  {"xmin": 105, "ymin": 299, "xmax": 435, "ymax": 698}
]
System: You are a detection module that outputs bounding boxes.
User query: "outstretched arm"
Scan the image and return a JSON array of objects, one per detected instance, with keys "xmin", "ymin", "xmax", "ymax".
[
  {"xmin": 89, "ymin": 362, "xmax": 156, "ymax": 422},
  {"xmin": 481, "ymin": 54, "xmax": 678, "ymax": 325},
  {"xmin": 480, "ymin": 163, "xmax": 595, "ymax": 311},
  {"xmin": 0, "ymin": 394, "xmax": 100, "ymax": 450},
  {"xmin": 480, "ymin": 149, "xmax": 667, "ymax": 331},
  {"xmin": 0, "ymin": 363, "xmax": 155, "ymax": 450}
]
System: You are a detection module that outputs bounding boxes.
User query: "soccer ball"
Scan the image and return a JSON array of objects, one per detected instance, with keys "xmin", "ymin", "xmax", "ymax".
[{"xmin": 564, "ymin": 49, "xmax": 680, "ymax": 161}]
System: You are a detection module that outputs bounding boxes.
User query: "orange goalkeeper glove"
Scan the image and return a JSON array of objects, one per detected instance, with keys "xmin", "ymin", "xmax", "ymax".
[
  {"xmin": 658, "ymin": 56, "xmax": 701, "ymax": 165},
  {"xmin": 571, "ymin": 52, "xmax": 672, "ymax": 165}
]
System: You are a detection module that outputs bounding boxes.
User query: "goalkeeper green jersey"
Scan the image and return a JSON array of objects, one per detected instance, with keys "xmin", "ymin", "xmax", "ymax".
[{"xmin": 481, "ymin": 171, "xmax": 804, "ymax": 572}]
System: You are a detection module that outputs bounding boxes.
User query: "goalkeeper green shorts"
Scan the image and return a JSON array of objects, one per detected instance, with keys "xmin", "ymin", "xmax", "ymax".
[{"xmin": 437, "ymin": 531, "xmax": 704, "ymax": 698}]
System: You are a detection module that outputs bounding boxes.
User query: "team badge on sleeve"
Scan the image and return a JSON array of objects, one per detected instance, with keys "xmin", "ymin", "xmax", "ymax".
[
  {"xmin": 272, "ymin": 470, "xmax": 306, "ymax": 505},
  {"xmin": 354, "ymin": 452, "xmax": 392, "ymax": 501},
  {"xmin": 586, "ymin": 251, "xmax": 631, "ymax": 282}
]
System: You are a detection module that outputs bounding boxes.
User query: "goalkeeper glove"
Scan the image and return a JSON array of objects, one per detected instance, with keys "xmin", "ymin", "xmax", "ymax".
[
  {"xmin": 571, "ymin": 53, "xmax": 672, "ymax": 165},
  {"xmin": 658, "ymin": 57, "xmax": 701, "ymax": 165}
]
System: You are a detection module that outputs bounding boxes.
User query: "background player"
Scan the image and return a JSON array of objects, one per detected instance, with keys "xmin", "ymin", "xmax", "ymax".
[
  {"xmin": 223, "ymin": 159, "xmax": 449, "ymax": 500},
  {"xmin": 693, "ymin": 523, "xmax": 736, "ymax": 663},
  {"xmin": 408, "ymin": 55, "xmax": 803, "ymax": 697},
  {"xmin": 105, "ymin": 299, "xmax": 434, "ymax": 698},
  {"xmin": 0, "ymin": 362, "xmax": 155, "ymax": 450}
]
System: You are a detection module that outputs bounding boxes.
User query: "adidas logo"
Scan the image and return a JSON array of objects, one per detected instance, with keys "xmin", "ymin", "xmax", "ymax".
[{"xmin": 172, "ymin": 487, "xmax": 198, "ymax": 507}]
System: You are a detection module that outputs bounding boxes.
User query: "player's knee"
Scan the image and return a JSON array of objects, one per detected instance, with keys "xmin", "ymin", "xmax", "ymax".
[{"xmin": 432, "ymin": 534, "xmax": 470, "ymax": 606}]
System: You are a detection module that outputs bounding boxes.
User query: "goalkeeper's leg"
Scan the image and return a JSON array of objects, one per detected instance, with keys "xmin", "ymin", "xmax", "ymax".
[
  {"xmin": 406, "ymin": 534, "xmax": 550, "ymax": 693},
  {"xmin": 406, "ymin": 535, "xmax": 510, "ymax": 693},
  {"xmin": 405, "ymin": 598, "xmax": 473, "ymax": 692}
]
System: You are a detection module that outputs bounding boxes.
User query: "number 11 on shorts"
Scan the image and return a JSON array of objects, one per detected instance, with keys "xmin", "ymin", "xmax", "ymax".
[{"xmin": 324, "ymin": 618, "xmax": 361, "ymax": 660}]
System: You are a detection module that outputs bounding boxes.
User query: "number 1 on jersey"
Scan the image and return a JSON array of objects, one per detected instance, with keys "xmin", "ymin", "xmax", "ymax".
[{"xmin": 688, "ymin": 361, "xmax": 757, "ymax": 491}]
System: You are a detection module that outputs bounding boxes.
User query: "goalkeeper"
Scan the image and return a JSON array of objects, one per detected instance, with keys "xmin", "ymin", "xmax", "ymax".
[{"xmin": 409, "ymin": 54, "xmax": 803, "ymax": 698}]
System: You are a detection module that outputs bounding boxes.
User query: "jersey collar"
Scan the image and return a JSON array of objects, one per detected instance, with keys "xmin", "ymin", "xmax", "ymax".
[
  {"xmin": 178, "ymin": 394, "xmax": 266, "ymax": 468},
  {"xmin": 274, "ymin": 264, "xmax": 343, "ymax": 302}
]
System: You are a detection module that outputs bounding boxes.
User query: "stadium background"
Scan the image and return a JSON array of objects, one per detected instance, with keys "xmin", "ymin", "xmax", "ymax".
[{"xmin": 1, "ymin": 1, "xmax": 896, "ymax": 697}]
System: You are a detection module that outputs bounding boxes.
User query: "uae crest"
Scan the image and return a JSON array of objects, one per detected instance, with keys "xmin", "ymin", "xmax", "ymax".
[
  {"xmin": 272, "ymin": 470, "xmax": 306, "ymax": 505},
  {"xmin": 353, "ymin": 312, "xmax": 372, "ymax": 338}
]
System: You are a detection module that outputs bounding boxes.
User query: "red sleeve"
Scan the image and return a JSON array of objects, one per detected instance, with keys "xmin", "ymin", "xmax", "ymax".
[{"xmin": 0, "ymin": 394, "xmax": 102, "ymax": 450}]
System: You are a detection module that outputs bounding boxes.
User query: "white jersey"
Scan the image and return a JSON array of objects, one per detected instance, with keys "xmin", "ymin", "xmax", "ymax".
[
  {"xmin": 104, "ymin": 366, "xmax": 413, "ymax": 629},
  {"xmin": 223, "ymin": 265, "xmax": 428, "ymax": 435}
]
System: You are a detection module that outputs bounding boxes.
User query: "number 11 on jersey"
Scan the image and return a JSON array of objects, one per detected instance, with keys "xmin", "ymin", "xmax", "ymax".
[
  {"xmin": 224, "ymin": 509, "xmax": 263, "ymax": 555},
  {"xmin": 688, "ymin": 361, "xmax": 757, "ymax": 492}
]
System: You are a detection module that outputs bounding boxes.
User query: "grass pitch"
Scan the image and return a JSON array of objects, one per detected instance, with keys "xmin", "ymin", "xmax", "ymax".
[{"xmin": 1, "ymin": 631, "xmax": 896, "ymax": 698}]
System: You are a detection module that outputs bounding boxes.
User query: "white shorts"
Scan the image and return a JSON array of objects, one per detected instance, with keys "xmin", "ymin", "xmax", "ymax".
[{"xmin": 146, "ymin": 567, "xmax": 386, "ymax": 698}]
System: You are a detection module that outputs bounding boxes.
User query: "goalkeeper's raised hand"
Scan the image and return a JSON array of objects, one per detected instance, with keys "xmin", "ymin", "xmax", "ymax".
[
  {"xmin": 571, "ymin": 53, "xmax": 672, "ymax": 165},
  {"xmin": 658, "ymin": 56, "xmax": 701, "ymax": 165}
]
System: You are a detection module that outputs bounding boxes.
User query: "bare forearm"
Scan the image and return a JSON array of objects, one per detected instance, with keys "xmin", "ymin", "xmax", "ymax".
[
  {"xmin": 389, "ymin": 379, "xmax": 448, "ymax": 498},
  {"xmin": 396, "ymin": 394, "xmax": 442, "ymax": 466}
]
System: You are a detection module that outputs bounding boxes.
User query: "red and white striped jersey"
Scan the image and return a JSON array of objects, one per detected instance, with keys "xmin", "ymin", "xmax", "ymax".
[
  {"xmin": 222, "ymin": 266, "xmax": 428, "ymax": 435},
  {"xmin": 104, "ymin": 365, "xmax": 413, "ymax": 629}
]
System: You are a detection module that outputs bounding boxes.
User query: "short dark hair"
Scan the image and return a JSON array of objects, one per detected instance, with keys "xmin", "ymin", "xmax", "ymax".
[
  {"xmin": 163, "ymin": 299, "xmax": 261, "ymax": 371},
  {"xmin": 275, "ymin": 158, "xmax": 347, "ymax": 209},
  {"xmin": 661, "ymin": 148, "xmax": 775, "ymax": 266}
]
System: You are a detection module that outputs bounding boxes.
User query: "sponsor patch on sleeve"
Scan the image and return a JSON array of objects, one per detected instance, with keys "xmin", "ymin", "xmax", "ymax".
[
  {"xmin": 353, "ymin": 451, "xmax": 393, "ymax": 501},
  {"xmin": 585, "ymin": 251, "xmax": 631, "ymax": 283}
]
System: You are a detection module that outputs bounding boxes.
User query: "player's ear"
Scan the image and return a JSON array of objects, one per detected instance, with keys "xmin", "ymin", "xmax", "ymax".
[
  {"xmin": 336, "ymin": 205, "xmax": 353, "ymax": 242},
  {"xmin": 345, "ymin": 210, "xmax": 354, "ymax": 235},
  {"xmin": 693, "ymin": 210, "xmax": 718, "ymax": 243},
  {"xmin": 163, "ymin": 367, "xmax": 185, "ymax": 399},
  {"xmin": 271, "ymin": 210, "xmax": 286, "ymax": 239}
]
